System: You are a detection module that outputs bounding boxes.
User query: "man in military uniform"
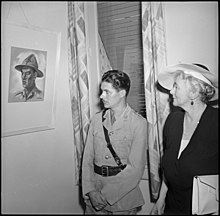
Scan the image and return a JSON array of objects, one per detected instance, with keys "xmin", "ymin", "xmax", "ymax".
[
  {"xmin": 82, "ymin": 70, "xmax": 147, "ymax": 214},
  {"xmin": 14, "ymin": 54, "xmax": 44, "ymax": 102}
]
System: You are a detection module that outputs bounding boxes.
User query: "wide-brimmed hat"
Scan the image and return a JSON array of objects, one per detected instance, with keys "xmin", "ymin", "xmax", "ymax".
[
  {"xmin": 158, "ymin": 63, "xmax": 218, "ymax": 101},
  {"xmin": 15, "ymin": 54, "xmax": 44, "ymax": 78}
]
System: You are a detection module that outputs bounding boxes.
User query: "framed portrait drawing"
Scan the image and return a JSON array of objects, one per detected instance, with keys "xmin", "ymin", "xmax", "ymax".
[{"xmin": 1, "ymin": 21, "xmax": 61, "ymax": 137}]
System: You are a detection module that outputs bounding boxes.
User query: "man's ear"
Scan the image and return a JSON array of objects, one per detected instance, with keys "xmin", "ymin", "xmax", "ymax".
[
  {"xmin": 119, "ymin": 89, "xmax": 126, "ymax": 97},
  {"xmin": 189, "ymin": 86, "xmax": 200, "ymax": 100}
]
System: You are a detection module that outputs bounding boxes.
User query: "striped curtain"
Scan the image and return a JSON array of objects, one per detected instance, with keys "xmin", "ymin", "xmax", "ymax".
[
  {"xmin": 67, "ymin": 2, "xmax": 90, "ymax": 185},
  {"xmin": 141, "ymin": 2, "xmax": 170, "ymax": 202},
  {"xmin": 98, "ymin": 34, "xmax": 112, "ymax": 76}
]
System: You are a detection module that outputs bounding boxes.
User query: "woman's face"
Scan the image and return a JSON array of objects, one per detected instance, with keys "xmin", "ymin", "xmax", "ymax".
[{"xmin": 170, "ymin": 76, "xmax": 191, "ymax": 108}]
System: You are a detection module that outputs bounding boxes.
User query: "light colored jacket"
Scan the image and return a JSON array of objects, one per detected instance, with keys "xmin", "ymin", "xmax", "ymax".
[{"xmin": 82, "ymin": 105, "xmax": 147, "ymax": 211}]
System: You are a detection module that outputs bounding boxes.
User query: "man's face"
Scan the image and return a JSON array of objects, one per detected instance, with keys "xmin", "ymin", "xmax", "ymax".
[
  {"xmin": 21, "ymin": 67, "xmax": 36, "ymax": 89},
  {"xmin": 100, "ymin": 81, "xmax": 125, "ymax": 109}
]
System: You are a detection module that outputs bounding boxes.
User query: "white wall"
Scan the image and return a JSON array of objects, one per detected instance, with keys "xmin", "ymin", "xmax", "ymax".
[
  {"xmin": 1, "ymin": 2, "xmax": 83, "ymax": 214},
  {"xmin": 164, "ymin": 2, "xmax": 218, "ymax": 78}
]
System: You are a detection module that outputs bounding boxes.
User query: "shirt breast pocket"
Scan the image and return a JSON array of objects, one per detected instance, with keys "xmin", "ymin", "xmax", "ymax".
[
  {"xmin": 93, "ymin": 130, "xmax": 106, "ymax": 159},
  {"xmin": 111, "ymin": 130, "xmax": 132, "ymax": 160}
]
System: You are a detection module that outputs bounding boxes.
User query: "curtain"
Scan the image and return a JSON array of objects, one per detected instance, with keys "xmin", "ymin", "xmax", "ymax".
[
  {"xmin": 67, "ymin": 2, "xmax": 90, "ymax": 185},
  {"xmin": 67, "ymin": 2, "xmax": 112, "ymax": 184},
  {"xmin": 98, "ymin": 34, "xmax": 112, "ymax": 75},
  {"xmin": 141, "ymin": 2, "xmax": 170, "ymax": 202}
]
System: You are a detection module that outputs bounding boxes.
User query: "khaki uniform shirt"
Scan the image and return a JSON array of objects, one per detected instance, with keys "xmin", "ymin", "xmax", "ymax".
[{"xmin": 82, "ymin": 105, "xmax": 147, "ymax": 212}]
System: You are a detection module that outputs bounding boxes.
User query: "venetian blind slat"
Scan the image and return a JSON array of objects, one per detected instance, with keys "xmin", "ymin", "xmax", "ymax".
[{"xmin": 97, "ymin": 2, "xmax": 146, "ymax": 118}]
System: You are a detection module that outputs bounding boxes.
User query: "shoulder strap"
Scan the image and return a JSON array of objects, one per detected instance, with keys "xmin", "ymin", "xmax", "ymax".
[{"xmin": 102, "ymin": 109, "xmax": 123, "ymax": 166}]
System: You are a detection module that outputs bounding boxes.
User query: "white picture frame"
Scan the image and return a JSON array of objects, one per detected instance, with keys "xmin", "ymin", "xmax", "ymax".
[{"xmin": 1, "ymin": 21, "xmax": 61, "ymax": 137}]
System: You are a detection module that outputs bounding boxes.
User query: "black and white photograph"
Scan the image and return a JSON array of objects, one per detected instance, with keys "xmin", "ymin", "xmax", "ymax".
[{"xmin": 1, "ymin": 2, "xmax": 218, "ymax": 215}]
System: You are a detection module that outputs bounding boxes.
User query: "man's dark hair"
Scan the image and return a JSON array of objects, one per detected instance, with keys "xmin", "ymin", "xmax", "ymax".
[{"xmin": 101, "ymin": 70, "xmax": 131, "ymax": 96}]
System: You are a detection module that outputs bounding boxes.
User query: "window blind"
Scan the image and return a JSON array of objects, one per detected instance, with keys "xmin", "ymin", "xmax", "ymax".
[{"xmin": 97, "ymin": 2, "xmax": 146, "ymax": 118}]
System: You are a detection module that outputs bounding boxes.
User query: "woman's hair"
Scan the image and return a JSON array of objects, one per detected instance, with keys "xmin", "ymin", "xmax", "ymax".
[
  {"xmin": 101, "ymin": 70, "xmax": 131, "ymax": 96},
  {"xmin": 175, "ymin": 70, "xmax": 216, "ymax": 103}
]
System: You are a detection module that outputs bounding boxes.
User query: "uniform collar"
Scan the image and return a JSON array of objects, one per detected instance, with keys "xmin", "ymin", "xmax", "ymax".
[{"xmin": 102, "ymin": 105, "xmax": 131, "ymax": 130}]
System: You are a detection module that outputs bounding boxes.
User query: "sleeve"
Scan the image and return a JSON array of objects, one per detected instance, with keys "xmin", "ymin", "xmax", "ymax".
[
  {"xmin": 81, "ymin": 117, "xmax": 96, "ymax": 199},
  {"xmin": 101, "ymin": 117, "xmax": 148, "ymax": 205}
]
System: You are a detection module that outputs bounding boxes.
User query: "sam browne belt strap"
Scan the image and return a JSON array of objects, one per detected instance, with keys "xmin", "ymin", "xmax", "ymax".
[
  {"xmin": 101, "ymin": 108, "xmax": 124, "ymax": 167},
  {"xmin": 94, "ymin": 109, "xmax": 127, "ymax": 177}
]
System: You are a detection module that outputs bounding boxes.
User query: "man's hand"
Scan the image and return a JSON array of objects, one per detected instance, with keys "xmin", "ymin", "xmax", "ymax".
[{"xmin": 88, "ymin": 191, "xmax": 108, "ymax": 211}]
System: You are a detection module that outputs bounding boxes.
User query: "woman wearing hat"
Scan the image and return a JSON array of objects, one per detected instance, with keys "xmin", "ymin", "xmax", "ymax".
[{"xmin": 150, "ymin": 63, "xmax": 218, "ymax": 215}]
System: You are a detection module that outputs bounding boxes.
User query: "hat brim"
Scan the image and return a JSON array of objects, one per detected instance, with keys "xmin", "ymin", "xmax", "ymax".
[
  {"xmin": 158, "ymin": 64, "xmax": 218, "ymax": 101},
  {"xmin": 15, "ymin": 65, "xmax": 44, "ymax": 78}
]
